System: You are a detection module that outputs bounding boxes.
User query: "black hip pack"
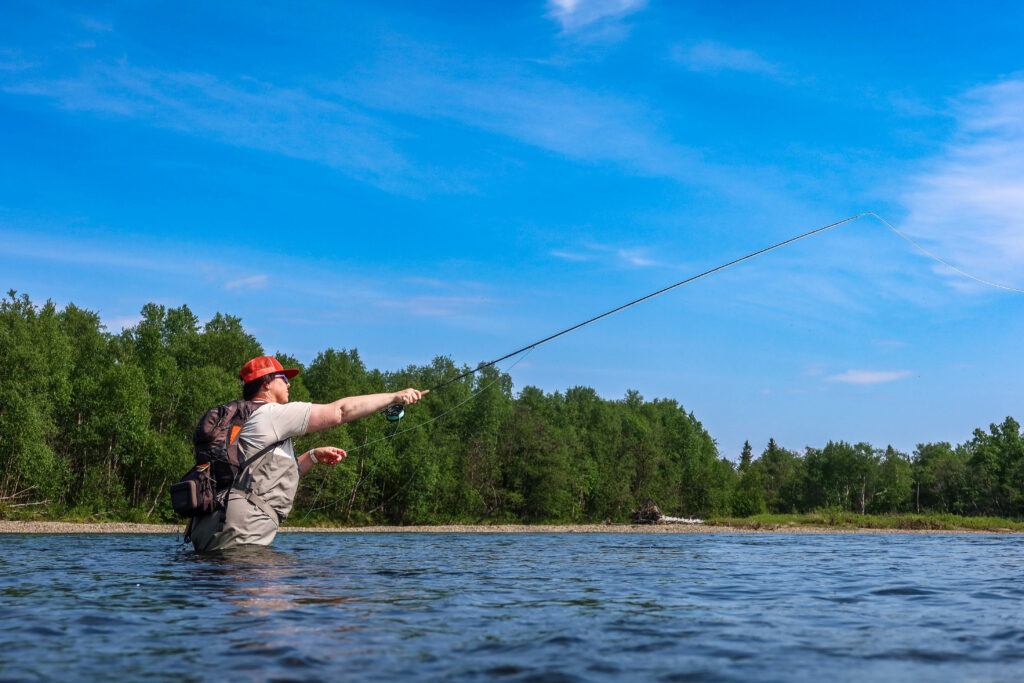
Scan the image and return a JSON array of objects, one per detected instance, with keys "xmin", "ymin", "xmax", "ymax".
[{"xmin": 170, "ymin": 463, "xmax": 216, "ymax": 517}]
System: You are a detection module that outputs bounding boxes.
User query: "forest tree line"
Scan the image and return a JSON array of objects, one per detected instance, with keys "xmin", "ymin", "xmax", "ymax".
[{"xmin": 1, "ymin": 291, "xmax": 1022, "ymax": 523}]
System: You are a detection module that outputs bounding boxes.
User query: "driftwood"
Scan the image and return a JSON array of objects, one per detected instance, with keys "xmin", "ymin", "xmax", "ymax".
[
  {"xmin": 0, "ymin": 486, "xmax": 37, "ymax": 502},
  {"xmin": 660, "ymin": 515, "xmax": 704, "ymax": 524},
  {"xmin": 630, "ymin": 503, "xmax": 663, "ymax": 525},
  {"xmin": 0, "ymin": 487, "xmax": 48, "ymax": 513},
  {"xmin": 628, "ymin": 503, "xmax": 704, "ymax": 525},
  {"xmin": 4, "ymin": 500, "xmax": 50, "ymax": 508}
]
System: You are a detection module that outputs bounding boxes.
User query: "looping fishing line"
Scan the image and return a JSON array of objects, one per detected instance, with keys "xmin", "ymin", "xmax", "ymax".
[
  {"xmin": 300, "ymin": 348, "xmax": 533, "ymax": 519},
  {"xmin": 298, "ymin": 211, "xmax": 1021, "ymax": 521},
  {"xmin": 864, "ymin": 212, "xmax": 1024, "ymax": 294}
]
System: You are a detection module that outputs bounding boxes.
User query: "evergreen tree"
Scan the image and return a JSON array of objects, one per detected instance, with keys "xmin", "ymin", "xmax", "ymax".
[
  {"xmin": 758, "ymin": 438, "xmax": 800, "ymax": 513},
  {"xmin": 739, "ymin": 440, "xmax": 753, "ymax": 471}
]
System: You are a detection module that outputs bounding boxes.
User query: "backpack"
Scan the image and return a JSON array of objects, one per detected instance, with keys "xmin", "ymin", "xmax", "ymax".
[
  {"xmin": 193, "ymin": 400, "xmax": 260, "ymax": 491},
  {"xmin": 170, "ymin": 400, "xmax": 265, "ymax": 518}
]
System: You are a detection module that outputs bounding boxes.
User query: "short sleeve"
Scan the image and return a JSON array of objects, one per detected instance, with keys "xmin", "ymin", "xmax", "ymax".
[{"xmin": 264, "ymin": 402, "xmax": 312, "ymax": 441}]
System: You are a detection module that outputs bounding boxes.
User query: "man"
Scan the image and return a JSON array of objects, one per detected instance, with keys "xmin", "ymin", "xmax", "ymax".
[{"xmin": 190, "ymin": 355, "xmax": 426, "ymax": 551}]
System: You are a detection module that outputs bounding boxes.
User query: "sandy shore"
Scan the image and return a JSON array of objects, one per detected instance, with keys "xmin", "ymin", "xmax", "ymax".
[{"xmin": 0, "ymin": 521, "xmax": 1013, "ymax": 534}]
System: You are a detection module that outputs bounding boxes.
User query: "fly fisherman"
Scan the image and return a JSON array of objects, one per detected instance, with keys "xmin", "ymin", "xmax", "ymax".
[{"xmin": 190, "ymin": 356, "xmax": 426, "ymax": 551}]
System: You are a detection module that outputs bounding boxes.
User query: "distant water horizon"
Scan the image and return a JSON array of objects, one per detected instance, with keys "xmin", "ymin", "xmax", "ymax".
[{"xmin": 2, "ymin": 532, "xmax": 1022, "ymax": 681}]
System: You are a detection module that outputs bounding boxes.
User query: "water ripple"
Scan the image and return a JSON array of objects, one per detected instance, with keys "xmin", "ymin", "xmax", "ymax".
[{"xmin": 2, "ymin": 533, "xmax": 1023, "ymax": 680}]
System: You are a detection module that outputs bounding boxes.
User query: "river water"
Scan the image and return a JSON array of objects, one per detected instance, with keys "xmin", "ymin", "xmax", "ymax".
[{"xmin": 1, "ymin": 532, "xmax": 1022, "ymax": 681}]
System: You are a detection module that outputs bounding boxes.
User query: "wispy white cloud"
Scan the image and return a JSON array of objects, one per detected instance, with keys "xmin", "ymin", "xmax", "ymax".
[
  {"xmin": 1, "ymin": 225, "xmax": 267, "ymax": 293},
  {"xmin": 887, "ymin": 92, "xmax": 937, "ymax": 118},
  {"xmin": 0, "ymin": 223, "xmax": 420, "ymax": 330},
  {"xmin": 333, "ymin": 43, "xmax": 791, "ymax": 206},
  {"xmin": 0, "ymin": 227, "xmax": 185, "ymax": 274},
  {"xmin": 672, "ymin": 41, "xmax": 777, "ymax": 76},
  {"xmin": 375, "ymin": 295, "xmax": 493, "ymax": 318},
  {"xmin": 550, "ymin": 249, "xmax": 594, "ymax": 262},
  {"xmin": 224, "ymin": 274, "xmax": 268, "ymax": 290},
  {"xmin": 405, "ymin": 277, "xmax": 449, "ymax": 289},
  {"xmin": 873, "ymin": 339, "xmax": 908, "ymax": 351},
  {"xmin": 826, "ymin": 369, "xmax": 912, "ymax": 385},
  {"xmin": 3, "ymin": 49, "xmax": 730, "ymax": 197},
  {"xmin": 1, "ymin": 60, "xmax": 433, "ymax": 193},
  {"xmin": 549, "ymin": 242, "xmax": 660, "ymax": 268},
  {"xmin": 901, "ymin": 77, "xmax": 1024, "ymax": 288},
  {"xmin": 546, "ymin": 0, "xmax": 646, "ymax": 34},
  {"xmin": 3, "ymin": 37, "xmax": 782, "ymax": 203},
  {"xmin": 0, "ymin": 48, "xmax": 35, "ymax": 71},
  {"xmin": 403, "ymin": 276, "xmax": 493, "ymax": 293},
  {"xmin": 79, "ymin": 16, "xmax": 113, "ymax": 33},
  {"xmin": 616, "ymin": 247, "xmax": 657, "ymax": 267},
  {"xmin": 802, "ymin": 364, "xmax": 825, "ymax": 377},
  {"xmin": 337, "ymin": 48, "xmax": 706, "ymax": 186}
]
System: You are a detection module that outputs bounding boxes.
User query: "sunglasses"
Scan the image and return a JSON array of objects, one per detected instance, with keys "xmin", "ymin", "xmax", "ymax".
[{"xmin": 271, "ymin": 372, "xmax": 290, "ymax": 385}]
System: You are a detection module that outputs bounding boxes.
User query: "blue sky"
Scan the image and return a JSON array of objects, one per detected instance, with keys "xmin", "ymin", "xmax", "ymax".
[{"xmin": 2, "ymin": 0, "xmax": 1023, "ymax": 459}]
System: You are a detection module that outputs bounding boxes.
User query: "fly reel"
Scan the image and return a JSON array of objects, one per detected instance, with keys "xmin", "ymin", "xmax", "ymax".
[{"xmin": 382, "ymin": 404, "xmax": 405, "ymax": 422}]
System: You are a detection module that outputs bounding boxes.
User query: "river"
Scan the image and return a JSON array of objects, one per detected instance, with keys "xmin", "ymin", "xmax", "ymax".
[{"xmin": 1, "ymin": 532, "xmax": 1022, "ymax": 681}]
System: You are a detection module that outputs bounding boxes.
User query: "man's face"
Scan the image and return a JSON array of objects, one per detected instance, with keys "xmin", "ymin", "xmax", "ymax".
[{"xmin": 267, "ymin": 373, "xmax": 291, "ymax": 404}]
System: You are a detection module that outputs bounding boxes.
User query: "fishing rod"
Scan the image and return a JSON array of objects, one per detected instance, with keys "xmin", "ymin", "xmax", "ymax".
[
  {"xmin": 380, "ymin": 211, "xmax": 1023, "ymax": 421},
  {"xmin": 383, "ymin": 212, "xmax": 862, "ymax": 419}
]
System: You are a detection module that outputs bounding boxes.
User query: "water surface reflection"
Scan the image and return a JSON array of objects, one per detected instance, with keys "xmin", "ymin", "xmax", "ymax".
[{"xmin": 0, "ymin": 533, "xmax": 1022, "ymax": 681}]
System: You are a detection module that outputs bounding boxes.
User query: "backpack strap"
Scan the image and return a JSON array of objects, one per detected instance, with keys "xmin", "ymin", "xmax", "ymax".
[
  {"xmin": 229, "ymin": 439, "xmax": 286, "ymax": 525},
  {"xmin": 237, "ymin": 439, "xmax": 284, "ymax": 473}
]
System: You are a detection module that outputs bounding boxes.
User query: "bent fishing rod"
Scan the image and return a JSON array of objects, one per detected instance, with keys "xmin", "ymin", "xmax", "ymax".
[{"xmin": 379, "ymin": 210, "xmax": 1023, "ymax": 421}]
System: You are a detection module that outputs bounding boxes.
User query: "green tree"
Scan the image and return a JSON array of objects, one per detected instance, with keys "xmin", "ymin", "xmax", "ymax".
[
  {"xmin": 562, "ymin": 386, "xmax": 616, "ymax": 521},
  {"xmin": 496, "ymin": 387, "xmax": 572, "ymax": 522},
  {"xmin": 739, "ymin": 440, "xmax": 753, "ymax": 471},
  {"xmin": 731, "ymin": 466, "xmax": 766, "ymax": 517},
  {"xmin": 871, "ymin": 446, "xmax": 912, "ymax": 513},
  {"xmin": 199, "ymin": 313, "xmax": 263, "ymax": 377},
  {"xmin": 0, "ymin": 292, "xmax": 71, "ymax": 502},
  {"xmin": 913, "ymin": 442, "xmax": 969, "ymax": 514},
  {"xmin": 963, "ymin": 417, "xmax": 1024, "ymax": 516},
  {"xmin": 803, "ymin": 441, "xmax": 877, "ymax": 513},
  {"xmin": 757, "ymin": 438, "xmax": 801, "ymax": 513}
]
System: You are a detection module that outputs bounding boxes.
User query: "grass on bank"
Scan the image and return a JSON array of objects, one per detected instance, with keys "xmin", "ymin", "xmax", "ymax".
[{"xmin": 706, "ymin": 511, "xmax": 1024, "ymax": 532}]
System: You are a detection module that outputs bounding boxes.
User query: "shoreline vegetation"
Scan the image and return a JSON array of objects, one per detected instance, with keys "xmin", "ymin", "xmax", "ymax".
[
  {"xmin": 2, "ymin": 513, "xmax": 1021, "ymax": 535},
  {"xmin": 4, "ymin": 292, "xmax": 1024, "ymax": 528}
]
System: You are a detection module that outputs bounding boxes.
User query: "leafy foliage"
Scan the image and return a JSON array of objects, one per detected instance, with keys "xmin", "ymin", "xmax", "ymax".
[{"xmin": 2, "ymin": 292, "xmax": 1022, "ymax": 523}]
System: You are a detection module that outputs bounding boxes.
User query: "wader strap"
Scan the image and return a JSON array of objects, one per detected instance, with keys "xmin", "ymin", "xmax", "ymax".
[
  {"xmin": 238, "ymin": 439, "xmax": 285, "ymax": 471},
  {"xmin": 233, "ymin": 487, "xmax": 280, "ymax": 525},
  {"xmin": 224, "ymin": 439, "xmax": 285, "ymax": 527}
]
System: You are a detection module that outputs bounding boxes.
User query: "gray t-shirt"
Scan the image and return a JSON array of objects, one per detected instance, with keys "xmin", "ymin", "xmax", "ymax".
[
  {"xmin": 235, "ymin": 401, "xmax": 312, "ymax": 520},
  {"xmin": 190, "ymin": 400, "xmax": 311, "ymax": 551}
]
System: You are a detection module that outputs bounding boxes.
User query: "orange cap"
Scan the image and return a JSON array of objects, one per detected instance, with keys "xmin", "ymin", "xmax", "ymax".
[{"xmin": 239, "ymin": 356, "xmax": 299, "ymax": 383}]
